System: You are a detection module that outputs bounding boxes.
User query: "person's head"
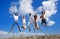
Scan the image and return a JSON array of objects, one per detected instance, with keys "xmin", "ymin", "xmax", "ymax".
[
  {"xmin": 14, "ymin": 13, "xmax": 19, "ymax": 16},
  {"xmin": 29, "ymin": 13, "xmax": 31, "ymax": 16},
  {"xmin": 34, "ymin": 15, "xmax": 37, "ymax": 19},
  {"xmin": 42, "ymin": 11, "xmax": 45, "ymax": 15},
  {"xmin": 23, "ymin": 16, "xmax": 25, "ymax": 19}
]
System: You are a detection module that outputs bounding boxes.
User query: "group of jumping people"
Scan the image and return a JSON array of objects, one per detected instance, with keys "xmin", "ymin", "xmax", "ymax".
[{"xmin": 9, "ymin": 9, "xmax": 47, "ymax": 33}]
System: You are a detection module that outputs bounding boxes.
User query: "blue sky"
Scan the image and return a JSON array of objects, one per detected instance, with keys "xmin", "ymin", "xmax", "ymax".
[{"xmin": 0, "ymin": 0, "xmax": 60, "ymax": 34}]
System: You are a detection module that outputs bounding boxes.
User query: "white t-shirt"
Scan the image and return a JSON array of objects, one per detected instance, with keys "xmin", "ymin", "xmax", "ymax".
[
  {"xmin": 22, "ymin": 18, "xmax": 26, "ymax": 24},
  {"xmin": 28, "ymin": 15, "xmax": 34, "ymax": 26},
  {"xmin": 30, "ymin": 15, "xmax": 34, "ymax": 22},
  {"xmin": 14, "ymin": 15, "xmax": 19, "ymax": 21}
]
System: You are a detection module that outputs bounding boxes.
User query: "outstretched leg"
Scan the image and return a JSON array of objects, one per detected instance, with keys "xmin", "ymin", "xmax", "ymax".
[
  {"xmin": 17, "ymin": 23, "xmax": 21, "ymax": 32},
  {"xmin": 22, "ymin": 23, "xmax": 26, "ymax": 30},
  {"xmin": 45, "ymin": 24, "xmax": 47, "ymax": 28},
  {"xmin": 35, "ymin": 22, "xmax": 42, "ymax": 32},
  {"xmin": 42, "ymin": 23, "xmax": 47, "ymax": 28},
  {"xmin": 28, "ymin": 22, "xmax": 31, "ymax": 32},
  {"xmin": 45, "ymin": 19, "xmax": 47, "ymax": 28},
  {"xmin": 9, "ymin": 26, "xmax": 14, "ymax": 32},
  {"xmin": 32, "ymin": 22, "xmax": 35, "ymax": 32},
  {"xmin": 37, "ymin": 28, "xmax": 42, "ymax": 32},
  {"xmin": 33, "ymin": 28, "xmax": 35, "ymax": 32},
  {"xmin": 18, "ymin": 26, "xmax": 21, "ymax": 32},
  {"xmin": 9, "ymin": 22, "xmax": 15, "ymax": 33},
  {"xmin": 28, "ymin": 26, "xmax": 31, "ymax": 32}
]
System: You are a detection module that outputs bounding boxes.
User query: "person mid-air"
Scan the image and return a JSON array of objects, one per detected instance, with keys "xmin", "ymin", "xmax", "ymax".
[
  {"xmin": 34, "ymin": 15, "xmax": 41, "ymax": 32},
  {"xmin": 22, "ymin": 16, "xmax": 26, "ymax": 30},
  {"xmin": 28, "ymin": 13, "xmax": 34, "ymax": 32},
  {"xmin": 9, "ymin": 12, "xmax": 21, "ymax": 32},
  {"xmin": 40, "ymin": 10, "xmax": 47, "ymax": 28}
]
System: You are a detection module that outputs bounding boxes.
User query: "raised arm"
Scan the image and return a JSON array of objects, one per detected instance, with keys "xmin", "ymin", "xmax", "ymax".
[
  {"xmin": 11, "ymin": 13, "xmax": 15, "ymax": 17},
  {"xmin": 18, "ymin": 13, "xmax": 23, "ymax": 17}
]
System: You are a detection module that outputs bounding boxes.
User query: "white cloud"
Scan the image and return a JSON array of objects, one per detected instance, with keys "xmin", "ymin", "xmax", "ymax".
[
  {"xmin": 19, "ymin": 0, "xmax": 34, "ymax": 15},
  {"xmin": 16, "ymin": 32, "xmax": 44, "ymax": 37},
  {"xmin": 0, "ymin": 30, "xmax": 8, "ymax": 35},
  {"xmin": 9, "ymin": 0, "xmax": 35, "ymax": 15},
  {"xmin": 47, "ymin": 21, "xmax": 55, "ymax": 26},
  {"xmin": 36, "ymin": 6, "xmax": 43, "ymax": 13},
  {"xmin": 0, "ymin": 30, "xmax": 13, "ymax": 38},
  {"xmin": 9, "ymin": 5, "xmax": 18, "ymax": 13},
  {"xmin": 9, "ymin": 0, "xmax": 58, "ymax": 26},
  {"xmin": 0, "ymin": 30, "xmax": 44, "ymax": 38},
  {"xmin": 49, "ymin": 0, "xmax": 58, "ymax": 2},
  {"xmin": 36, "ymin": 0, "xmax": 58, "ymax": 26}
]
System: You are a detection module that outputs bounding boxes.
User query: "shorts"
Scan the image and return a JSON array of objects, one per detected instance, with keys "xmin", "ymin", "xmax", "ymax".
[{"xmin": 41, "ymin": 19, "xmax": 47, "ymax": 25}]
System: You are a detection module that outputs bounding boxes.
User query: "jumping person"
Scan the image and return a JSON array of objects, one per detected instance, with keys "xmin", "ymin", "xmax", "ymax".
[
  {"xmin": 9, "ymin": 12, "xmax": 21, "ymax": 32},
  {"xmin": 40, "ymin": 10, "xmax": 47, "ymax": 28},
  {"xmin": 28, "ymin": 13, "xmax": 35, "ymax": 32},
  {"xmin": 22, "ymin": 16, "xmax": 26, "ymax": 30},
  {"xmin": 34, "ymin": 15, "xmax": 41, "ymax": 31}
]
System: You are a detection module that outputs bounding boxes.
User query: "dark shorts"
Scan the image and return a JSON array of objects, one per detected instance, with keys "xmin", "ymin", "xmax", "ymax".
[{"xmin": 41, "ymin": 19, "xmax": 47, "ymax": 25}]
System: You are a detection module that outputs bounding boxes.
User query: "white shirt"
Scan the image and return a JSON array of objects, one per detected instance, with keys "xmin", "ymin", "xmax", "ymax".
[
  {"xmin": 30, "ymin": 15, "xmax": 34, "ymax": 22},
  {"xmin": 28, "ymin": 15, "xmax": 34, "ymax": 25},
  {"xmin": 14, "ymin": 15, "xmax": 19, "ymax": 21},
  {"xmin": 22, "ymin": 18, "xmax": 26, "ymax": 24}
]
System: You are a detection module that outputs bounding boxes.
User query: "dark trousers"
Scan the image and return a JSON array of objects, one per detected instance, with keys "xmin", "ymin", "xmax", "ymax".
[{"xmin": 9, "ymin": 21, "xmax": 21, "ymax": 32}]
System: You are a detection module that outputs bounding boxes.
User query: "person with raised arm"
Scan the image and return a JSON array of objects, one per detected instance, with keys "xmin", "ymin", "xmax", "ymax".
[
  {"xmin": 22, "ymin": 16, "xmax": 26, "ymax": 30},
  {"xmin": 28, "ymin": 13, "xmax": 35, "ymax": 32},
  {"xmin": 40, "ymin": 10, "xmax": 47, "ymax": 28},
  {"xmin": 9, "ymin": 12, "xmax": 21, "ymax": 32}
]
